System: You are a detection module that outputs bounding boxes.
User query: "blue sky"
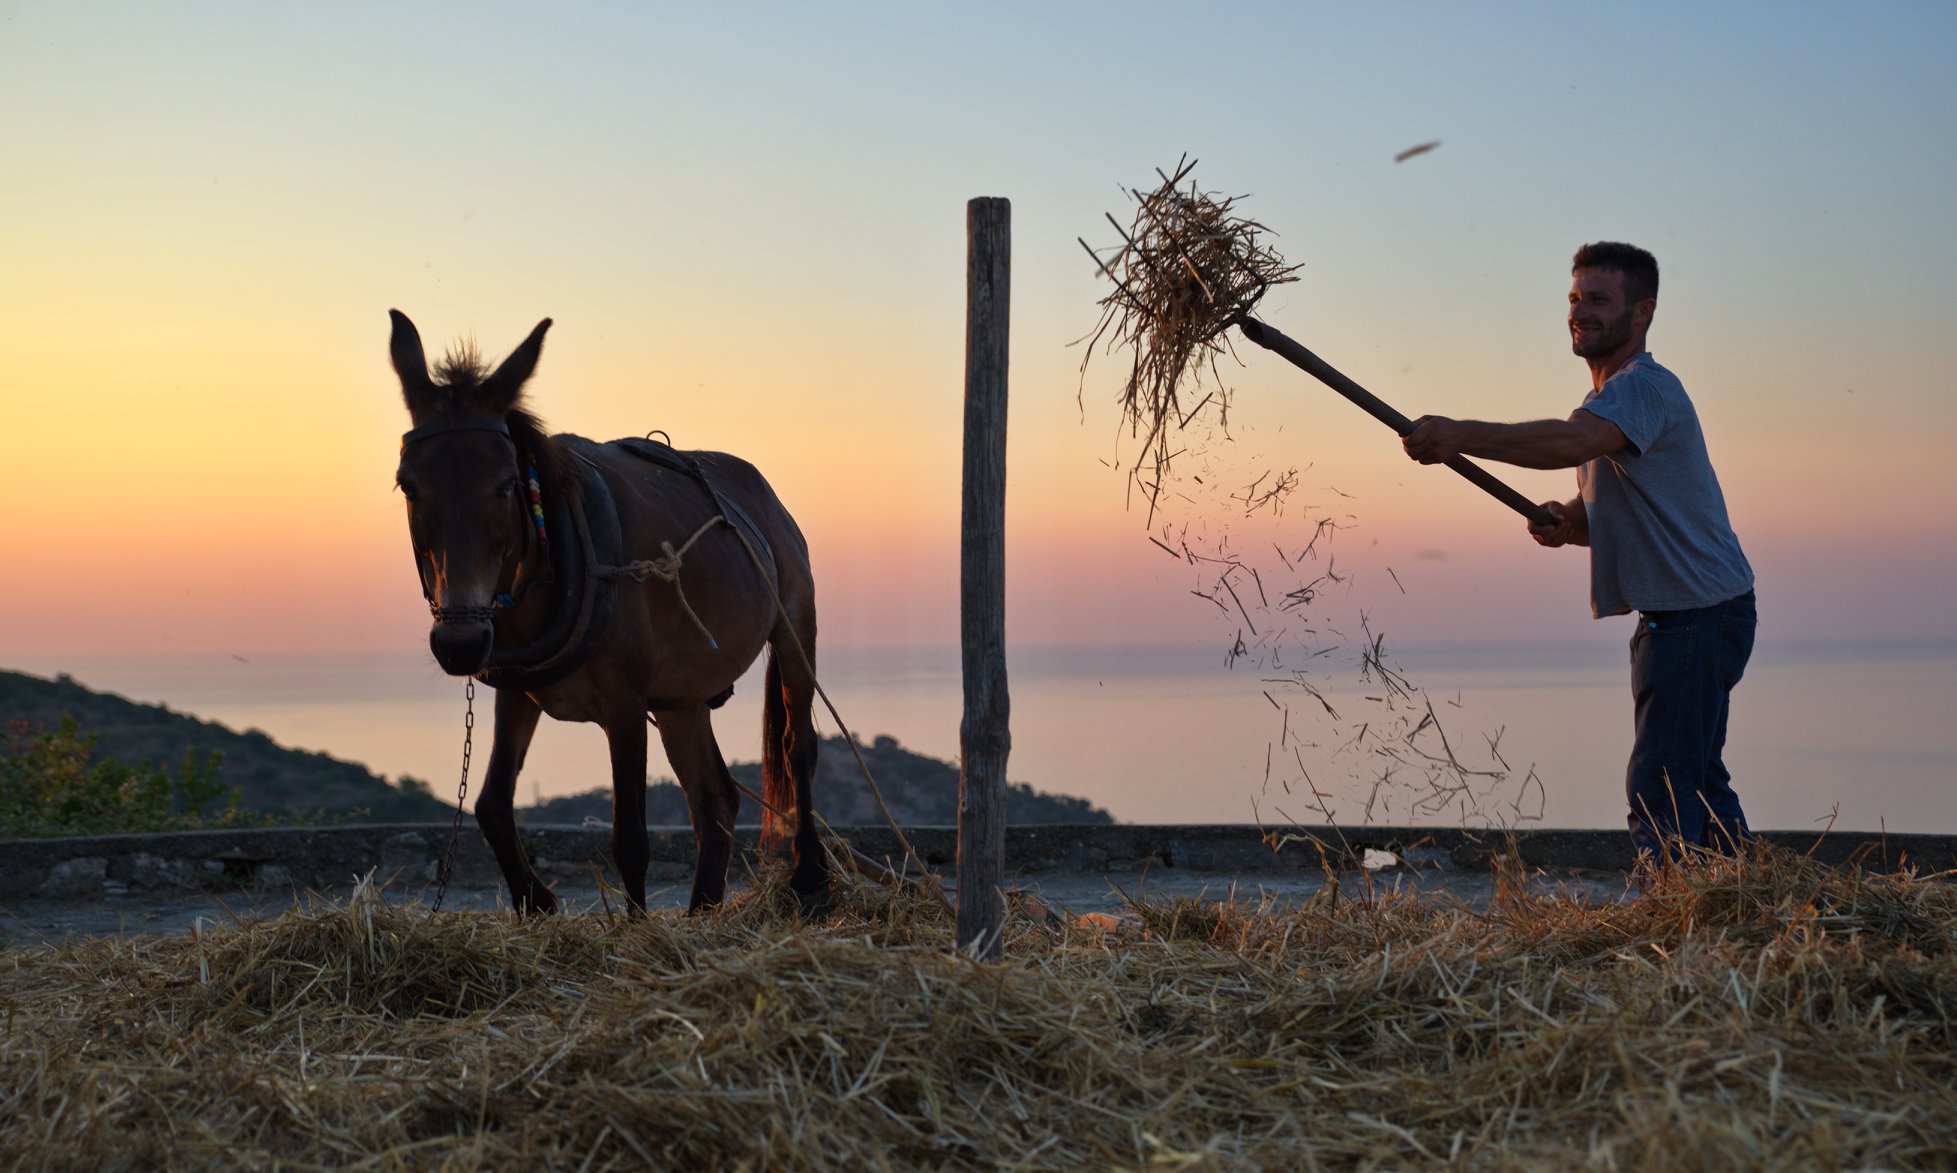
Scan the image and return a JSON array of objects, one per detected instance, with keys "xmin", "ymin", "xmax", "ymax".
[{"xmin": 3, "ymin": 0, "xmax": 1953, "ymax": 654}]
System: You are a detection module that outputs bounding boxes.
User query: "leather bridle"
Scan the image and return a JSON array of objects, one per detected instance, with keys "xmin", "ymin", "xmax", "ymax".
[
  {"xmin": 400, "ymin": 417, "xmax": 512, "ymax": 447},
  {"xmin": 399, "ymin": 417, "xmax": 539, "ymax": 625}
]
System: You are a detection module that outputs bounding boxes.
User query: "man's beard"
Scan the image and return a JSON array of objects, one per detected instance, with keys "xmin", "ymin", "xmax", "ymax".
[{"xmin": 1571, "ymin": 307, "xmax": 1635, "ymax": 358}]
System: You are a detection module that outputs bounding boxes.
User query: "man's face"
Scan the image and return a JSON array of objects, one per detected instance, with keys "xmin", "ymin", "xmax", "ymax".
[{"xmin": 1568, "ymin": 268, "xmax": 1644, "ymax": 358}]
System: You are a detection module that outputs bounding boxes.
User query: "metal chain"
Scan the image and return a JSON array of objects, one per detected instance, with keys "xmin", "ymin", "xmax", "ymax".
[{"xmin": 431, "ymin": 678, "xmax": 475, "ymax": 912}]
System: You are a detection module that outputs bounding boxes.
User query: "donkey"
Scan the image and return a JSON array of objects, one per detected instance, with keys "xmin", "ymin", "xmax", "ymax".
[{"xmin": 388, "ymin": 310, "xmax": 828, "ymax": 913}]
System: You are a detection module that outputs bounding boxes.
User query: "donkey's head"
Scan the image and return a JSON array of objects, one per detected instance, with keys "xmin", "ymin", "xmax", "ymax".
[{"xmin": 390, "ymin": 310, "xmax": 552, "ymax": 676}]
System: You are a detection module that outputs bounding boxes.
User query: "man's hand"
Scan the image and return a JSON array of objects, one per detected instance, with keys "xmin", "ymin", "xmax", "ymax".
[
  {"xmin": 1402, "ymin": 416, "xmax": 1464, "ymax": 465},
  {"xmin": 1529, "ymin": 499, "xmax": 1584, "ymax": 547}
]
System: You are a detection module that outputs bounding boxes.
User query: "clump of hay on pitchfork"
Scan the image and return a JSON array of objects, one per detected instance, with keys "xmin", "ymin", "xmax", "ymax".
[{"xmin": 1080, "ymin": 156, "xmax": 1304, "ymax": 523}]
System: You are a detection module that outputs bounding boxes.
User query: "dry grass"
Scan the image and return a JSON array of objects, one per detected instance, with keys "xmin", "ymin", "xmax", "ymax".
[
  {"xmin": 1082, "ymin": 157, "xmax": 1303, "ymax": 523},
  {"xmin": 4, "ymin": 846, "xmax": 1956, "ymax": 1169}
]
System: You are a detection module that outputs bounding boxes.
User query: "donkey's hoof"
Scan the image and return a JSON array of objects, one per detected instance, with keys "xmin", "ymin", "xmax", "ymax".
[
  {"xmin": 517, "ymin": 887, "xmax": 558, "ymax": 916},
  {"xmin": 793, "ymin": 877, "xmax": 834, "ymax": 918}
]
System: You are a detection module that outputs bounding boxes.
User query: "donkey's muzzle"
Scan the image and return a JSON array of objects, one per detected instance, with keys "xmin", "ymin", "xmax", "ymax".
[{"xmin": 429, "ymin": 619, "xmax": 494, "ymax": 676}]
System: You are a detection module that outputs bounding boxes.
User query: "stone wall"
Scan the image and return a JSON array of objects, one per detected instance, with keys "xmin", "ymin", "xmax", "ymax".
[{"xmin": 4, "ymin": 824, "xmax": 1952, "ymax": 902}]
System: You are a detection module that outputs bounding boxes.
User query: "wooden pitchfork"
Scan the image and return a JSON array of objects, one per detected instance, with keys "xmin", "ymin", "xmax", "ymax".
[{"xmin": 1234, "ymin": 315, "xmax": 1558, "ymax": 528}]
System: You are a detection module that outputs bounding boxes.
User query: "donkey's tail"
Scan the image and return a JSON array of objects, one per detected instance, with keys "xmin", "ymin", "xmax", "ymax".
[{"xmin": 760, "ymin": 648, "xmax": 793, "ymax": 854}]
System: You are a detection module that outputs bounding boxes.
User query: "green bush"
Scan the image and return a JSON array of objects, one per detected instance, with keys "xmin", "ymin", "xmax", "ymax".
[{"xmin": 0, "ymin": 717, "xmax": 269, "ymax": 838}]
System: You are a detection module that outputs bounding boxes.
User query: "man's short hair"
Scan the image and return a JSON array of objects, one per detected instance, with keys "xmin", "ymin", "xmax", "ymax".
[{"xmin": 1573, "ymin": 241, "xmax": 1659, "ymax": 305}]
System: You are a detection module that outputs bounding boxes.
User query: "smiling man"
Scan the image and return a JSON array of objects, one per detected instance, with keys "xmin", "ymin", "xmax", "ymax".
[{"xmin": 1401, "ymin": 242, "xmax": 1756, "ymax": 864}]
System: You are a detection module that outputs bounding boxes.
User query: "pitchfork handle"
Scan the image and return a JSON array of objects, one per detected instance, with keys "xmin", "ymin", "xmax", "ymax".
[{"xmin": 1237, "ymin": 317, "xmax": 1559, "ymax": 529}]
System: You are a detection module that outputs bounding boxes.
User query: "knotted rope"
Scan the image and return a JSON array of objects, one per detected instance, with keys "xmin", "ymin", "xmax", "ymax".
[
  {"xmin": 558, "ymin": 447, "xmax": 943, "ymax": 905},
  {"xmin": 597, "ymin": 501, "xmax": 940, "ymax": 896},
  {"xmin": 594, "ymin": 515, "xmax": 727, "ymax": 650}
]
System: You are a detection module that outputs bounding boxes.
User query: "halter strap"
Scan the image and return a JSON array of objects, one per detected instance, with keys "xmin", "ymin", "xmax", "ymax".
[
  {"xmin": 402, "ymin": 414, "xmax": 544, "ymax": 617},
  {"xmin": 401, "ymin": 418, "xmax": 511, "ymax": 448}
]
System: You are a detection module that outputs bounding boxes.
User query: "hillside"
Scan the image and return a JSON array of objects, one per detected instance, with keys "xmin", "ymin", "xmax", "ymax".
[
  {"xmin": 520, "ymin": 733, "xmax": 1114, "ymax": 827},
  {"xmin": 0, "ymin": 669, "xmax": 453, "ymax": 823},
  {"xmin": 0, "ymin": 670, "xmax": 1114, "ymax": 830}
]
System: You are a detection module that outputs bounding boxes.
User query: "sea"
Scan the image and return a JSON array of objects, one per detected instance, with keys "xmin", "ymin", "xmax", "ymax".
[{"xmin": 7, "ymin": 639, "xmax": 1954, "ymax": 834}]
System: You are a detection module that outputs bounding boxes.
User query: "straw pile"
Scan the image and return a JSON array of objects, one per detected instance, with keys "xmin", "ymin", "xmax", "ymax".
[
  {"xmin": 1082, "ymin": 157, "xmax": 1303, "ymax": 522},
  {"xmin": 4, "ymin": 848, "xmax": 1956, "ymax": 1168}
]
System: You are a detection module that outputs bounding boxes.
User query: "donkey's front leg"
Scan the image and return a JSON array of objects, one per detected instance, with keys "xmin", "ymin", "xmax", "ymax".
[
  {"xmin": 475, "ymin": 687, "xmax": 556, "ymax": 914},
  {"xmin": 605, "ymin": 716, "xmax": 651, "ymax": 912}
]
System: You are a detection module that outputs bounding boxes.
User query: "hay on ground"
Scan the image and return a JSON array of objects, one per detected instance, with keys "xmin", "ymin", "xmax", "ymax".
[{"xmin": 3, "ymin": 848, "xmax": 1956, "ymax": 1168}]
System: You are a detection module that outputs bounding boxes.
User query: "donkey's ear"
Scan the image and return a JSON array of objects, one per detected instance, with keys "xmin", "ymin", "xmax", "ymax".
[
  {"xmin": 389, "ymin": 309, "xmax": 434, "ymax": 409},
  {"xmin": 481, "ymin": 318, "xmax": 553, "ymax": 411}
]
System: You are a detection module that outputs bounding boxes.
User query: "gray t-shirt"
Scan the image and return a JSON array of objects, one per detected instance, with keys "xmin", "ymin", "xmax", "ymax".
[{"xmin": 1575, "ymin": 352, "xmax": 1753, "ymax": 617}]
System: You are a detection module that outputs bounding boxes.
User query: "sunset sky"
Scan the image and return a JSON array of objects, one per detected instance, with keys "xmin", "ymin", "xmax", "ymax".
[{"xmin": 5, "ymin": 1, "xmax": 1954, "ymax": 666}]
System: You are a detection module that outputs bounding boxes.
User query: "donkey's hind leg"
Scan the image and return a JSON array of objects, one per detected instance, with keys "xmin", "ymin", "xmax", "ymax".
[
  {"xmin": 765, "ymin": 640, "xmax": 831, "ymax": 912},
  {"xmin": 476, "ymin": 687, "xmax": 557, "ymax": 914},
  {"xmin": 654, "ymin": 705, "xmax": 741, "ymax": 913}
]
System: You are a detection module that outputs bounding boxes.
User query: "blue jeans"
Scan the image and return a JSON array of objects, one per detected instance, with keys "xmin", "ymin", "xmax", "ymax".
[{"xmin": 1626, "ymin": 590, "xmax": 1757, "ymax": 861}]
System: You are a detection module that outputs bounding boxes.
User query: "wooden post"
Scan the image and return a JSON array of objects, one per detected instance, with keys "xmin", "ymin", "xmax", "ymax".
[{"xmin": 957, "ymin": 197, "xmax": 1010, "ymax": 959}]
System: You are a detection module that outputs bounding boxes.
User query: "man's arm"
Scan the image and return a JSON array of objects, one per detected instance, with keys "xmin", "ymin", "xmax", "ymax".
[
  {"xmin": 1529, "ymin": 494, "xmax": 1588, "ymax": 548},
  {"xmin": 1402, "ymin": 409, "xmax": 1626, "ymax": 470}
]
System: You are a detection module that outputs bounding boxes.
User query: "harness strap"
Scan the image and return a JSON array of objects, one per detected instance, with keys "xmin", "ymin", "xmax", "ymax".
[
  {"xmin": 612, "ymin": 436, "xmax": 780, "ymax": 586},
  {"xmin": 401, "ymin": 417, "xmax": 510, "ymax": 447},
  {"xmin": 474, "ymin": 450, "xmax": 619, "ymax": 692},
  {"xmin": 403, "ymin": 416, "xmax": 552, "ymax": 615}
]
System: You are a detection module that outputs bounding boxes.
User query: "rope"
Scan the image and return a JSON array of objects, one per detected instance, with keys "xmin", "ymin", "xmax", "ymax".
[
  {"xmin": 617, "ymin": 501, "xmax": 935, "ymax": 891},
  {"xmin": 593, "ymin": 515, "xmax": 727, "ymax": 650},
  {"xmin": 711, "ymin": 521, "xmax": 937, "ymax": 887},
  {"xmin": 476, "ymin": 443, "xmax": 935, "ymax": 906},
  {"xmin": 721, "ymin": 772, "xmax": 954, "ymax": 913},
  {"xmin": 600, "ymin": 458, "xmax": 934, "ymax": 893}
]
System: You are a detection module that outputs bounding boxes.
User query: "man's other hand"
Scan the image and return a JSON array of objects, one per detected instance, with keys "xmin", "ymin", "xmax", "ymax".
[
  {"xmin": 1402, "ymin": 416, "xmax": 1463, "ymax": 464},
  {"xmin": 1530, "ymin": 500, "xmax": 1576, "ymax": 547}
]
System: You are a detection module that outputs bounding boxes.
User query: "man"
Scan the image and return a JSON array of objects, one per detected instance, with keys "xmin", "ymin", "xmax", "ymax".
[{"xmin": 1401, "ymin": 242, "xmax": 1756, "ymax": 863}]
